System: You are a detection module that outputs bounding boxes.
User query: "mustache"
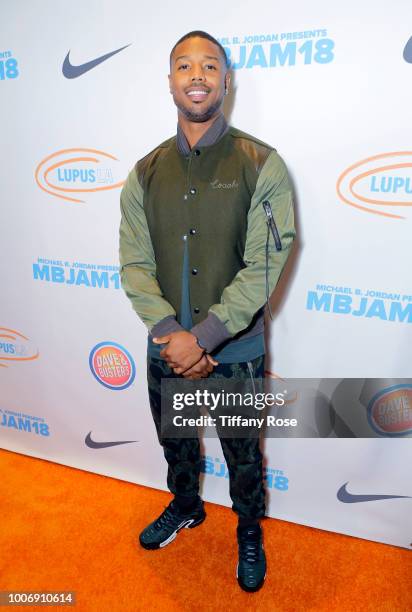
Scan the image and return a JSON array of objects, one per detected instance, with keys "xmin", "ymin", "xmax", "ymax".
[{"xmin": 185, "ymin": 84, "xmax": 211, "ymax": 93}]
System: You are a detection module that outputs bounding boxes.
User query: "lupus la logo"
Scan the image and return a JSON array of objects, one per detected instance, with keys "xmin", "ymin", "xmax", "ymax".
[
  {"xmin": 0, "ymin": 328, "xmax": 39, "ymax": 368},
  {"xmin": 337, "ymin": 152, "xmax": 412, "ymax": 219},
  {"xmin": 35, "ymin": 148, "xmax": 124, "ymax": 203},
  {"xmin": 89, "ymin": 342, "xmax": 135, "ymax": 390},
  {"xmin": 367, "ymin": 385, "xmax": 412, "ymax": 436}
]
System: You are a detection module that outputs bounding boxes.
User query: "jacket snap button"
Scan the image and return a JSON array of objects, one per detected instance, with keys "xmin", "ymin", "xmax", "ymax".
[
  {"xmin": 193, "ymin": 307, "xmax": 200, "ymax": 314},
  {"xmin": 189, "ymin": 228, "xmax": 196, "ymax": 235},
  {"xmin": 194, "ymin": 149, "xmax": 201, "ymax": 156},
  {"xmin": 191, "ymin": 268, "xmax": 198, "ymax": 275},
  {"xmin": 189, "ymin": 187, "xmax": 197, "ymax": 195}
]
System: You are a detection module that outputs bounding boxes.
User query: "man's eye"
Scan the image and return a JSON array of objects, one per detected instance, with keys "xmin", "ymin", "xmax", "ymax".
[
  {"xmin": 205, "ymin": 64, "xmax": 217, "ymax": 70},
  {"xmin": 178, "ymin": 64, "xmax": 189, "ymax": 70}
]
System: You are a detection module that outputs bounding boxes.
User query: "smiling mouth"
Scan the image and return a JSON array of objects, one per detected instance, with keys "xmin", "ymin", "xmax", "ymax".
[{"xmin": 186, "ymin": 89, "xmax": 210, "ymax": 102}]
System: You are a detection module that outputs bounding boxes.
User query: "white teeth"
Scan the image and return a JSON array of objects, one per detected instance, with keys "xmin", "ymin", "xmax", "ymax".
[{"xmin": 187, "ymin": 91, "xmax": 208, "ymax": 96}]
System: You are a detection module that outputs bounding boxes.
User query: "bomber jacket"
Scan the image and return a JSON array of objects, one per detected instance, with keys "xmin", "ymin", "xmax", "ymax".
[{"xmin": 119, "ymin": 114, "xmax": 295, "ymax": 361}]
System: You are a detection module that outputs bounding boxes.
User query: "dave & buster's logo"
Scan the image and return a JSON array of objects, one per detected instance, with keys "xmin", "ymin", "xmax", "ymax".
[
  {"xmin": 337, "ymin": 152, "xmax": 412, "ymax": 219},
  {"xmin": 35, "ymin": 148, "xmax": 124, "ymax": 203},
  {"xmin": 89, "ymin": 342, "xmax": 135, "ymax": 390},
  {"xmin": 0, "ymin": 327, "xmax": 39, "ymax": 369},
  {"xmin": 368, "ymin": 384, "xmax": 412, "ymax": 436}
]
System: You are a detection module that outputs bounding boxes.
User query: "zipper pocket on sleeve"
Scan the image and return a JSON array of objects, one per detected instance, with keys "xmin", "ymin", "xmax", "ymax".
[{"xmin": 262, "ymin": 200, "xmax": 282, "ymax": 251}]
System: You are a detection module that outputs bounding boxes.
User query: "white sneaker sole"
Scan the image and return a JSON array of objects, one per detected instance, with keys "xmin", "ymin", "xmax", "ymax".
[{"xmin": 159, "ymin": 518, "xmax": 195, "ymax": 548}]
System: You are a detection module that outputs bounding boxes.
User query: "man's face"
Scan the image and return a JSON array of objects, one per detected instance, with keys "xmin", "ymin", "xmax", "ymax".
[{"xmin": 169, "ymin": 36, "xmax": 229, "ymax": 123}]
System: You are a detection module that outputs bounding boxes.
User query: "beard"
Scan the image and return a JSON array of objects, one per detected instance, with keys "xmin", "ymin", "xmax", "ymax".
[{"xmin": 174, "ymin": 94, "xmax": 224, "ymax": 123}]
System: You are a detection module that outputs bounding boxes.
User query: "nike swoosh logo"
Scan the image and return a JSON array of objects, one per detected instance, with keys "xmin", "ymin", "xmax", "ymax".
[
  {"xmin": 404, "ymin": 36, "xmax": 412, "ymax": 63},
  {"xmin": 85, "ymin": 431, "xmax": 137, "ymax": 449},
  {"xmin": 337, "ymin": 482, "xmax": 411, "ymax": 503},
  {"xmin": 62, "ymin": 44, "xmax": 131, "ymax": 79}
]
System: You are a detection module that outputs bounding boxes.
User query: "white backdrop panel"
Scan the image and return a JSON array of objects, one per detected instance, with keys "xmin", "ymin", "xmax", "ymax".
[{"xmin": 1, "ymin": 0, "xmax": 412, "ymax": 549}]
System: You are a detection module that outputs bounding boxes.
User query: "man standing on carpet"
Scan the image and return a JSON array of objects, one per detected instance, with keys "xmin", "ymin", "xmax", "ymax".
[{"xmin": 119, "ymin": 30, "xmax": 295, "ymax": 592}]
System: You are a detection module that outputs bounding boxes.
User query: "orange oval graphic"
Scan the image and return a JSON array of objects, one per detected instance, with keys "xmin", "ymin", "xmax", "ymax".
[
  {"xmin": 337, "ymin": 152, "xmax": 412, "ymax": 219},
  {"xmin": 0, "ymin": 327, "xmax": 39, "ymax": 368},
  {"xmin": 35, "ymin": 148, "xmax": 125, "ymax": 203}
]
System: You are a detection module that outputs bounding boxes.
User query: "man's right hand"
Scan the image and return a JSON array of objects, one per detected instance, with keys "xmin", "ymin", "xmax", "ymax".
[
  {"xmin": 182, "ymin": 354, "xmax": 218, "ymax": 379},
  {"xmin": 153, "ymin": 330, "xmax": 204, "ymax": 373}
]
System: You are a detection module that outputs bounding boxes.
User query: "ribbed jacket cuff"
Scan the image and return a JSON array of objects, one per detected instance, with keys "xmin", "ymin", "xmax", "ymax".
[
  {"xmin": 151, "ymin": 316, "xmax": 185, "ymax": 338},
  {"xmin": 191, "ymin": 313, "xmax": 231, "ymax": 353}
]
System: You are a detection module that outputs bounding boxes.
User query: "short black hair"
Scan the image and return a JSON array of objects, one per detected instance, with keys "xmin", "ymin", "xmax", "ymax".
[{"xmin": 170, "ymin": 30, "xmax": 229, "ymax": 69}]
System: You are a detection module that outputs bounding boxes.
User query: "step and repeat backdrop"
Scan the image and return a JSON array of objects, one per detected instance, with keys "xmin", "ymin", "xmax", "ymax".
[{"xmin": 1, "ymin": 1, "xmax": 412, "ymax": 548}]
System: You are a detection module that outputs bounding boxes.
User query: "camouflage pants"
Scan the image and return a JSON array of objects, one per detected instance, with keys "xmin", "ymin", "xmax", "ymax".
[{"xmin": 147, "ymin": 354, "xmax": 266, "ymax": 519}]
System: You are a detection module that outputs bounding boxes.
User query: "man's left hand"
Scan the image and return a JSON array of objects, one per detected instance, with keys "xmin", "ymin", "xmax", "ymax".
[
  {"xmin": 153, "ymin": 330, "xmax": 204, "ymax": 373},
  {"xmin": 181, "ymin": 354, "xmax": 219, "ymax": 379}
]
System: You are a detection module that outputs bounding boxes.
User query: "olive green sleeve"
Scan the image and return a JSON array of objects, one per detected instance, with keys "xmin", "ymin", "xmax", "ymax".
[
  {"xmin": 192, "ymin": 150, "xmax": 295, "ymax": 348},
  {"xmin": 119, "ymin": 168, "xmax": 183, "ymax": 334}
]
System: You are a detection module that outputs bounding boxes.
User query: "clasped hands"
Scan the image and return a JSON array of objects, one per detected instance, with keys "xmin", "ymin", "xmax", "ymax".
[{"xmin": 152, "ymin": 330, "xmax": 218, "ymax": 379}]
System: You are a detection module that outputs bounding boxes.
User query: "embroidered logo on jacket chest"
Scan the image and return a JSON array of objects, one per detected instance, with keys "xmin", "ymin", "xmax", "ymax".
[{"xmin": 210, "ymin": 179, "xmax": 239, "ymax": 189}]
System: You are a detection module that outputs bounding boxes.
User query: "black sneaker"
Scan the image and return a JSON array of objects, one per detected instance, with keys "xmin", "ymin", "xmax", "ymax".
[
  {"xmin": 236, "ymin": 523, "xmax": 266, "ymax": 592},
  {"xmin": 139, "ymin": 498, "xmax": 206, "ymax": 550}
]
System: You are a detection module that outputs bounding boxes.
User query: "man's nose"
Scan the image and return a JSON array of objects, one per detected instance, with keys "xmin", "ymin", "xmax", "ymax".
[{"xmin": 191, "ymin": 65, "xmax": 205, "ymax": 81}]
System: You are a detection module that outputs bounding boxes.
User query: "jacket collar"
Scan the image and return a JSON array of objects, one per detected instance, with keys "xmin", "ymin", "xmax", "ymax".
[{"xmin": 176, "ymin": 113, "xmax": 229, "ymax": 156}]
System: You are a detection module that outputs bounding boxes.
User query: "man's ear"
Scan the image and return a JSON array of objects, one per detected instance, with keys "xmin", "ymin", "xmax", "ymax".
[
  {"xmin": 168, "ymin": 73, "xmax": 173, "ymax": 94},
  {"xmin": 224, "ymin": 72, "xmax": 231, "ymax": 94}
]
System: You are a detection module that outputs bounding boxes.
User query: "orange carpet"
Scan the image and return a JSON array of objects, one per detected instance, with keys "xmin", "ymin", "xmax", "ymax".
[{"xmin": 0, "ymin": 448, "xmax": 411, "ymax": 612}]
